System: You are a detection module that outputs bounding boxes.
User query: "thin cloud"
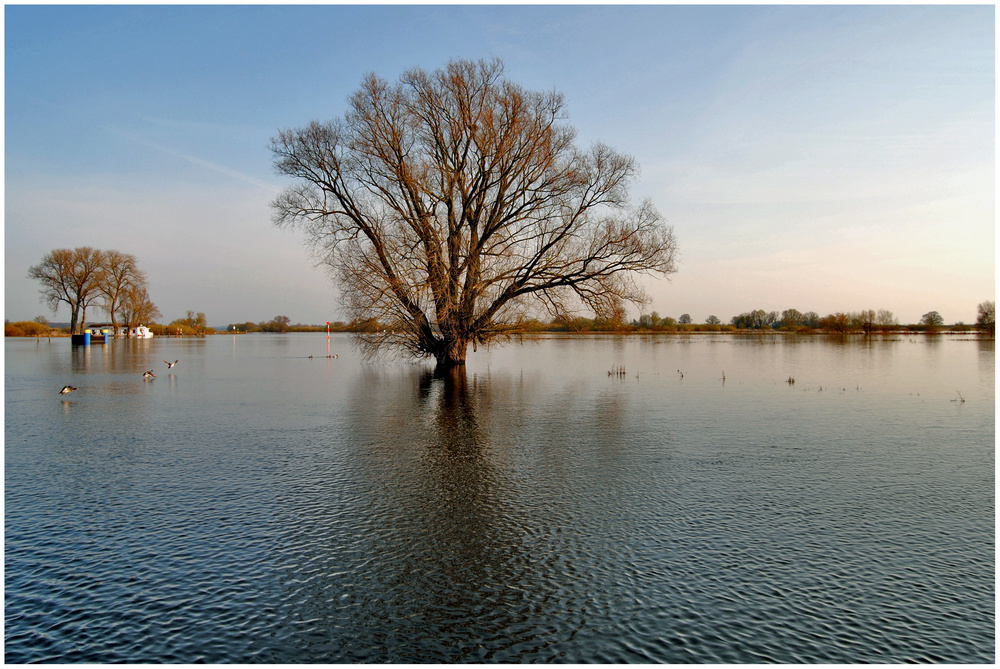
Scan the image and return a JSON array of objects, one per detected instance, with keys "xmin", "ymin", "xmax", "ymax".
[{"xmin": 109, "ymin": 127, "xmax": 280, "ymax": 193}]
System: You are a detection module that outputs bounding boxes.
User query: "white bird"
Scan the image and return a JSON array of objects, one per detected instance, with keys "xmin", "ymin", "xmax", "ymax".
[
  {"xmin": 164, "ymin": 360, "xmax": 178, "ymax": 368},
  {"xmin": 59, "ymin": 385, "xmax": 78, "ymax": 395},
  {"xmin": 143, "ymin": 370, "xmax": 156, "ymax": 379}
]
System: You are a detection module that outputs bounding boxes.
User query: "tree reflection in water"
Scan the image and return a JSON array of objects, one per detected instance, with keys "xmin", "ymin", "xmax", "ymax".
[{"xmin": 273, "ymin": 364, "xmax": 584, "ymax": 662}]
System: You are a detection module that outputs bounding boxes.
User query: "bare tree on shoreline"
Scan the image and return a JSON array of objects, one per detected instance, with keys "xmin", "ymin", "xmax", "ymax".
[
  {"xmin": 27, "ymin": 247, "xmax": 104, "ymax": 334},
  {"xmin": 118, "ymin": 284, "xmax": 161, "ymax": 332},
  {"xmin": 976, "ymin": 301, "xmax": 995, "ymax": 335},
  {"xmin": 28, "ymin": 247, "xmax": 160, "ymax": 335},
  {"xmin": 98, "ymin": 250, "xmax": 147, "ymax": 334}
]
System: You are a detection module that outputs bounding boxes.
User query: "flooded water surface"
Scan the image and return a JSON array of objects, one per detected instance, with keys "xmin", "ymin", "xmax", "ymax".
[{"xmin": 5, "ymin": 333, "xmax": 994, "ymax": 662}]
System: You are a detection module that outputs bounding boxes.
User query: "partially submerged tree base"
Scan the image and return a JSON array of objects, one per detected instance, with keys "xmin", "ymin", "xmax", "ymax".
[
  {"xmin": 356, "ymin": 331, "xmax": 469, "ymax": 370},
  {"xmin": 433, "ymin": 340, "xmax": 469, "ymax": 370},
  {"xmin": 272, "ymin": 58, "xmax": 678, "ymax": 365}
]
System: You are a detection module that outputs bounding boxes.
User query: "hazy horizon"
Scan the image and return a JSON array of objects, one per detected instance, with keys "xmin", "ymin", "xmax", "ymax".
[{"xmin": 5, "ymin": 5, "xmax": 995, "ymax": 327}]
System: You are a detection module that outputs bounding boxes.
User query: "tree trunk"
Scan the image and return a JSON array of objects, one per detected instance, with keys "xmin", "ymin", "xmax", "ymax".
[{"xmin": 434, "ymin": 336, "xmax": 469, "ymax": 370}]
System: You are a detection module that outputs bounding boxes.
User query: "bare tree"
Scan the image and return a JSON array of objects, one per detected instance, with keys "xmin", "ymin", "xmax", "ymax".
[
  {"xmin": 976, "ymin": 300, "xmax": 994, "ymax": 335},
  {"xmin": 594, "ymin": 298, "xmax": 629, "ymax": 332},
  {"xmin": 118, "ymin": 284, "xmax": 161, "ymax": 332},
  {"xmin": 271, "ymin": 58, "xmax": 678, "ymax": 369},
  {"xmin": 27, "ymin": 247, "xmax": 105, "ymax": 334},
  {"xmin": 857, "ymin": 309, "xmax": 877, "ymax": 335},
  {"xmin": 260, "ymin": 315, "xmax": 292, "ymax": 332},
  {"xmin": 731, "ymin": 309, "xmax": 777, "ymax": 329},
  {"xmin": 98, "ymin": 250, "xmax": 147, "ymax": 334},
  {"xmin": 821, "ymin": 312, "xmax": 852, "ymax": 333},
  {"xmin": 780, "ymin": 308, "xmax": 804, "ymax": 328},
  {"xmin": 876, "ymin": 309, "xmax": 898, "ymax": 333}
]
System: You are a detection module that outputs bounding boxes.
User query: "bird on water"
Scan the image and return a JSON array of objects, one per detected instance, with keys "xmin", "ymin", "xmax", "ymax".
[
  {"xmin": 164, "ymin": 360, "xmax": 178, "ymax": 368},
  {"xmin": 59, "ymin": 385, "xmax": 78, "ymax": 395},
  {"xmin": 143, "ymin": 370, "xmax": 156, "ymax": 379}
]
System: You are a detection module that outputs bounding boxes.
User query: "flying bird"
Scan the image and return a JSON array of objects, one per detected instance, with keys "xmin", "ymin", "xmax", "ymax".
[
  {"xmin": 164, "ymin": 360, "xmax": 178, "ymax": 368},
  {"xmin": 59, "ymin": 385, "xmax": 78, "ymax": 395},
  {"xmin": 143, "ymin": 370, "xmax": 156, "ymax": 379}
]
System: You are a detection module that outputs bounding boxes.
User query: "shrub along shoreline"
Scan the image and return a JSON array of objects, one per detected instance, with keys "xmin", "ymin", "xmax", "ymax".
[
  {"xmin": 7, "ymin": 310, "xmax": 995, "ymax": 338},
  {"xmin": 7, "ymin": 324, "xmax": 989, "ymax": 337}
]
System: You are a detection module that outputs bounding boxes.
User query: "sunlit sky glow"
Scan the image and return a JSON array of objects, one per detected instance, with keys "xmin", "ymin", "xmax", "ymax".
[{"xmin": 5, "ymin": 4, "xmax": 995, "ymax": 327}]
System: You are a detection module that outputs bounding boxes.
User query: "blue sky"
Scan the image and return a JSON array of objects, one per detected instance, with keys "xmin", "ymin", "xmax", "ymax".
[{"xmin": 5, "ymin": 4, "xmax": 995, "ymax": 327}]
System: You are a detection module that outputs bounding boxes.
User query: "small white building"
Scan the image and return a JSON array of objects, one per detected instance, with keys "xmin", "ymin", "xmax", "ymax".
[
  {"xmin": 123, "ymin": 325, "xmax": 154, "ymax": 338},
  {"xmin": 93, "ymin": 324, "xmax": 154, "ymax": 338}
]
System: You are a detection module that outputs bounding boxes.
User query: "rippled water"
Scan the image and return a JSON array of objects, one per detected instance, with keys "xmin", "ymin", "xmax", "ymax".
[{"xmin": 5, "ymin": 333, "xmax": 994, "ymax": 662}]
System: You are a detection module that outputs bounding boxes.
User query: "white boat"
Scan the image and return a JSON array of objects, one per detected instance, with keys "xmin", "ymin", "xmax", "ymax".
[
  {"xmin": 112, "ymin": 325, "xmax": 154, "ymax": 338},
  {"xmin": 132, "ymin": 325, "xmax": 154, "ymax": 338}
]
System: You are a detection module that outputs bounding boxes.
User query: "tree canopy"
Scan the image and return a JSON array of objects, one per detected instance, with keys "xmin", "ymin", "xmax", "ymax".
[
  {"xmin": 921, "ymin": 311, "xmax": 945, "ymax": 329},
  {"xmin": 168, "ymin": 310, "xmax": 208, "ymax": 336},
  {"xmin": 28, "ymin": 247, "xmax": 105, "ymax": 334},
  {"xmin": 271, "ymin": 58, "xmax": 678, "ymax": 368},
  {"xmin": 27, "ymin": 247, "xmax": 159, "ymax": 334}
]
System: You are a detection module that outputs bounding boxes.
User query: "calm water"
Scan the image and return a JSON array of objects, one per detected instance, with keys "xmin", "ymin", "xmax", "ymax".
[{"xmin": 5, "ymin": 333, "xmax": 994, "ymax": 663}]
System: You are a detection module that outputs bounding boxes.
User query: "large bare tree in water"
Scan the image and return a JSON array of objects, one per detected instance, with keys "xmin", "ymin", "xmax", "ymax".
[{"xmin": 271, "ymin": 58, "xmax": 678, "ymax": 368}]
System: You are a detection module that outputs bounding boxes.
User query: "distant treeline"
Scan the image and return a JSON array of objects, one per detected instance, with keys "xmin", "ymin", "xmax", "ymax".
[
  {"xmin": 225, "ymin": 304, "xmax": 996, "ymax": 336},
  {"xmin": 720, "ymin": 305, "xmax": 994, "ymax": 335},
  {"xmin": 532, "ymin": 308, "xmax": 993, "ymax": 335},
  {"xmin": 7, "ymin": 302, "xmax": 995, "ymax": 337},
  {"xmin": 225, "ymin": 316, "xmax": 359, "ymax": 333}
]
